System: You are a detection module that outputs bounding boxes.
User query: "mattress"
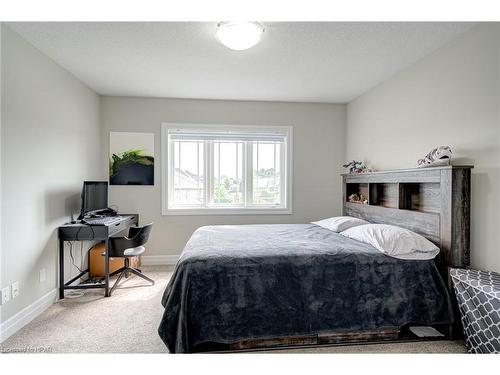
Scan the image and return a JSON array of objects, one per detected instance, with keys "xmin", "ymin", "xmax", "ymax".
[{"xmin": 158, "ymin": 224, "xmax": 453, "ymax": 353}]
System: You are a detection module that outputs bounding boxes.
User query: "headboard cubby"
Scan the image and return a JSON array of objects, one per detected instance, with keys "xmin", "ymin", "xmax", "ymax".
[{"xmin": 342, "ymin": 166, "xmax": 473, "ymax": 270}]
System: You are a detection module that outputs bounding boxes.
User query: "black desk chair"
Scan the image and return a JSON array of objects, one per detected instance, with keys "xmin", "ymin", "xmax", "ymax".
[{"xmin": 107, "ymin": 223, "xmax": 154, "ymax": 295}]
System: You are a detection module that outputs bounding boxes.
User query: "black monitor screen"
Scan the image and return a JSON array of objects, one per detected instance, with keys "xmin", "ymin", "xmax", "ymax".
[{"xmin": 82, "ymin": 181, "xmax": 108, "ymax": 216}]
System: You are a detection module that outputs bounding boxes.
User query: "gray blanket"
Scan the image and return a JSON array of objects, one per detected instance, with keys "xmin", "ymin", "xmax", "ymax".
[{"xmin": 159, "ymin": 224, "xmax": 453, "ymax": 353}]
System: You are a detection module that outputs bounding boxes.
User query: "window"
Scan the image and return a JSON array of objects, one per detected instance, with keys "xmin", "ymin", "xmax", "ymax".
[{"xmin": 162, "ymin": 124, "xmax": 292, "ymax": 215}]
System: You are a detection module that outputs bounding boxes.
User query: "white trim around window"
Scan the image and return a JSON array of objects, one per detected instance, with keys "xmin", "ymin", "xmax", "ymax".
[{"xmin": 161, "ymin": 123, "xmax": 293, "ymax": 215}]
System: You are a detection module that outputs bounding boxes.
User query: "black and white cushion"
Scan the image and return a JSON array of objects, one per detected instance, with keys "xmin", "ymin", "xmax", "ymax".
[{"xmin": 450, "ymin": 268, "xmax": 500, "ymax": 353}]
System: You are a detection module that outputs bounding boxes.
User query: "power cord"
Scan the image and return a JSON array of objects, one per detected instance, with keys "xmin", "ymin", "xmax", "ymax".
[
  {"xmin": 65, "ymin": 241, "xmax": 85, "ymax": 299},
  {"xmin": 68, "ymin": 241, "xmax": 83, "ymax": 273},
  {"xmin": 64, "ymin": 223, "xmax": 97, "ymax": 299}
]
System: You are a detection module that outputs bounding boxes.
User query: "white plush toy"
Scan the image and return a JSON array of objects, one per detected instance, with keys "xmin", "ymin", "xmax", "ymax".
[{"xmin": 417, "ymin": 146, "xmax": 452, "ymax": 168}]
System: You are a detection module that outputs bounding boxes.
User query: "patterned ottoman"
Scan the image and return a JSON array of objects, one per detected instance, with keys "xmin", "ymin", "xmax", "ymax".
[{"xmin": 450, "ymin": 268, "xmax": 500, "ymax": 353}]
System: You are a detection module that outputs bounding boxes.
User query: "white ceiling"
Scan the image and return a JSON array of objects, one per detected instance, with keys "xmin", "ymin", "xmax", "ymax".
[{"xmin": 8, "ymin": 22, "xmax": 474, "ymax": 103}]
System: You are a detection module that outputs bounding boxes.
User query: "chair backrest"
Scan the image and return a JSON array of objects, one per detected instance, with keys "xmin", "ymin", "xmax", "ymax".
[
  {"xmin": 128, "ymin": 223, "xmax": 153, "ymax": 247},
  {"xmin": 108, "ymin": 223, "xmax": 153, "ymax": 257}
]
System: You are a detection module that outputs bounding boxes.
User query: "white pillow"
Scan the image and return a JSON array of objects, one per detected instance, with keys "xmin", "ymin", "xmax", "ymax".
[
  {"xmin": 340, "ymin": 224, "xmax": 439, "ymax": 260},
  {"xmin": 311, "ymin": 216, "xmax": 369, "ymax": 233}
]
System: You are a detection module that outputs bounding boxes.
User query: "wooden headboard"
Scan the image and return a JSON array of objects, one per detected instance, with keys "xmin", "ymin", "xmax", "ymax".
[{"xmin": 341, "ymin": 166, "xmax": 472, "ymax": 270}]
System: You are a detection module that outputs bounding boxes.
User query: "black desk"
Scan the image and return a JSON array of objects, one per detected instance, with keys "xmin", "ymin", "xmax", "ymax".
[{"xmin": 58, "ymin": 214, "xmax": 139, "ymax": 299}]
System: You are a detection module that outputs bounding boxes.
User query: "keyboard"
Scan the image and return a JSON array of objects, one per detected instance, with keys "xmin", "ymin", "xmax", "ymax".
[{"xmin": 82, "ymin": 216, "xmax": 122, "ymax": 226}]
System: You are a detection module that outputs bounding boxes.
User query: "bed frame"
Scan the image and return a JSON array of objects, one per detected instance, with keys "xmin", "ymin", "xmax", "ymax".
[
  {"xmin": 200, "ymin": 166, "xmax": 473, "ymax": 353},
  {"xmin": 341, "ymin": 166, "xmax": 473, "ymax": 341}
]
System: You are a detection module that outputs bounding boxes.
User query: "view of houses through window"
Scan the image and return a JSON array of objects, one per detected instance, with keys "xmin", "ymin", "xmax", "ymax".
[
  {"xmin": 166, "ymin": 126, "xmax": 289, "ymax": 212},
  {"xmin": 213, "ymin": 141, "xmax": 244, "ymax": 204},
  {"xmin": 172, "ymin": 140, "xmax": 205, "ymax": 205},
  {"xmin": 252, "ymin": 142, "xmax": 281, "ymax": 205}
]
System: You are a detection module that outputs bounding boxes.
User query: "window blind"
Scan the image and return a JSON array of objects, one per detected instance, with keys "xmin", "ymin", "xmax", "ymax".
[{"xmin": 168, "ymin": 129, "xmax": 286, "ymax": 143}]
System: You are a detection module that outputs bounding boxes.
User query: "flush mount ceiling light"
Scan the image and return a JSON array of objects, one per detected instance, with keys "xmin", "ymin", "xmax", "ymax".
[{"xmin": 216, "ymin": 22, "xmax": 264, "ymax": 51}]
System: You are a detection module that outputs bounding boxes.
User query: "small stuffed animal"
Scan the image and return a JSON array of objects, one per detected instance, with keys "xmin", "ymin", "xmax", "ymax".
[
  {"xmin": 348, "ymin": 193, "xmax": 368, "ymax": 204},
  {"xmin": 417, "ymin": 146, "xmax": 452, "ymax": 168}
]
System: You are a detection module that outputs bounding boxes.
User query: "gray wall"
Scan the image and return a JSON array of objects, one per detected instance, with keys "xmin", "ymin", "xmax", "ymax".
[
  {"xmin": 346, "ymin": 24, "xmax": 500, "ymax": 272},
  {"xmin": 1, "ymin": 25, "xmax": 103, "ymax": 322},
  {"xmin": 101, "ymin": 97, "xmax": 346, "ymax": 255}
]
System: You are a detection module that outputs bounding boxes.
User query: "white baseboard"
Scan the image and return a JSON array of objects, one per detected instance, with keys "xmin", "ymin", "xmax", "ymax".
[
  {"xmin": 141, "ymin": 255, "xmax": 179, "ymax": 266},
  {"xmin": 0, "ymin": 288, "xmax": 57, "ymax": 343}
]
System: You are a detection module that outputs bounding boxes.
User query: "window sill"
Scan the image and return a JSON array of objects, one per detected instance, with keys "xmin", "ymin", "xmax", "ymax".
[{"xmin": 162, "ymin": 207, "xmax": 293, "ymax": 216}]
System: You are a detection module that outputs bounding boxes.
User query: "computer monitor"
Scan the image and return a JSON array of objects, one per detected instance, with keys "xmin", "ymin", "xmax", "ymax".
[{"xmin": 80, "ymin": 181, "xmax": 108, "ymax": 218}]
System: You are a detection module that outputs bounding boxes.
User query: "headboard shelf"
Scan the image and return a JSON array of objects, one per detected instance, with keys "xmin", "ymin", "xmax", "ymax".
[
  {"xmin": 342, "ymin": 166, "xmax": 473, "ymax": 269},
  {"xmin": 368, "ymin": 182, "xmax": 398, "ymax": 208},
  {"xmin": 399, "ymin": 182, "xmax": 441, "ymax": 213},
  {"xmin": 345, "ymin": 181, "xmax": 441, "ymax": 213},
  {"xmin": 341, "ymin": 165, "xmax": 473, "ymax": 176}
]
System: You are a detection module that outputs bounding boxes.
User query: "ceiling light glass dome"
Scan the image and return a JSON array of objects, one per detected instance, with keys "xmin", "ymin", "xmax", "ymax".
[{"xmin": 216, "ymin": 22, "xmax": 264, "ymax": 51}]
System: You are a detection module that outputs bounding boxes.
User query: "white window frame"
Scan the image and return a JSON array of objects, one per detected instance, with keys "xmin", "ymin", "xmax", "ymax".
[{"xmin": 161, "ymin": 123, "xmax": 293, "ymax": 215}]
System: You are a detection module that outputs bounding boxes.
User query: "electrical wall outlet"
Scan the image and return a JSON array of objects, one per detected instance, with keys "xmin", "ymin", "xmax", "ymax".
[
  {"xmin": 1, "ymin": 286, "xmax": 11, "ymax": 305},
  {"xmin": 39, "ymin": 268, "xmax": 46, "ymax": 283},
  {"xmin": 11, "ymin": 281, "xmax": 20, "ymax": 299}
]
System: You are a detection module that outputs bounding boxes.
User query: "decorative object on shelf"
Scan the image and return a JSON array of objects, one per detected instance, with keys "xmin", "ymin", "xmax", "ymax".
[
  {"xmin": 348, "ymin": 193, "xmax": 368, "ymax": 205},
  {"xmin": 450, "ymin": 268, "xmax": 500, "ymax": 354},
  {"xmin": 417, "ymin": 146, "xmax": 452, "ymax": 168},
  {"xmin": 109, "ymin": 132, "xmax": 154, "ymax": 185},
  {"xmin": 343, "ymin": 160, "xmax": 367, "ymax": 174}
]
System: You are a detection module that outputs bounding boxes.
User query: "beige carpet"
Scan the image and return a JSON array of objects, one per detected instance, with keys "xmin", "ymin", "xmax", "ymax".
[{"xmin": 1, "ymin": 266, "xmax": 466, "ymax": 354}]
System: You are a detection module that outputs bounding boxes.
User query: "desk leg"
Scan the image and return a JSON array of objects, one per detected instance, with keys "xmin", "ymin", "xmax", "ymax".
[
  {"xmin": 59, "ymin": 239, "xmax": 64, "ymax": 300},
  {"xmin": 104, "ymin": 239, "xmax": 110, "ymax": 297}
]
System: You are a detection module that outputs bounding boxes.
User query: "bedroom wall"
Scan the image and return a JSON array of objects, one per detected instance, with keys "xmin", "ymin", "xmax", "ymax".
[
  {"xmin": 346, "ymin": 23, "xmax": 500, "ymax": 272},
  {"xmin": 1, "ymin": 25, "xmax": 103, "ymax": 325},
  {"xmin": 101, "ymin": 97, "xmax": 346, "ymax": 257}
]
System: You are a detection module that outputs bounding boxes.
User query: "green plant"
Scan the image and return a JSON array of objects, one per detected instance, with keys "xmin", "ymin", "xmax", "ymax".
[
  {"xmin": 109, "ymin": 149, "xmax": 154, "ymax": 177},
  {"xmin": 256, "ymin": 168, "xmax": 276, "ymax": 178},
  {"xmin": 214, "ymin": 181, "xmax": 231, "ymax": 203},
  {"xmin": 214, "ymin": 177, "xmax": 242, "ymax": 203}
]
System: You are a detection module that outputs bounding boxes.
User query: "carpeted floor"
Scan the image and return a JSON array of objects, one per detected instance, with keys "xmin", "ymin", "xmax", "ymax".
[{"xmin": 1, "ymin": 266, "xmax": 466, "ymax": 354}]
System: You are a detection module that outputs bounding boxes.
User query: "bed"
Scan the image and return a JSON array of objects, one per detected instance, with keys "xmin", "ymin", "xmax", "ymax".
[
  {"xmin": 158, "ymin": 166, "xmax": 472, "ymax": 353},
  {"xmin": 159, "ymin": 224, "xmax": 453, "ymax": 353}
]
